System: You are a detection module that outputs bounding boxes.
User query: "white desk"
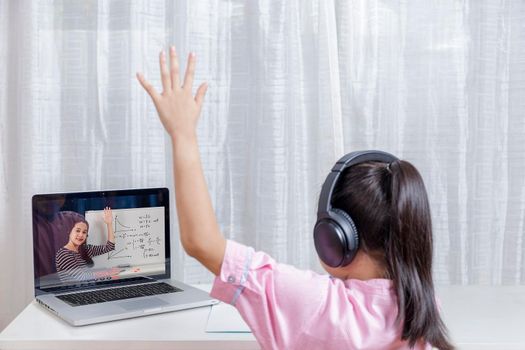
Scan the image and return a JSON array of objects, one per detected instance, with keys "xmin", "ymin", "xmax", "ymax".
[
  {"xmin": 1, "ymin": 285, "xmax": 525, "ymax": 349},
  {"xmin": 436, "ymin": 286, "xmax": 525, "ymax": 350},
  {"xmin": 0, "ymin": 284, "xmax": 257, "ymax": 350}
]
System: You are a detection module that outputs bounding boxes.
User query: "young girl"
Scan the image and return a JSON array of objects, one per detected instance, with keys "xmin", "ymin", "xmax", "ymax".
[
  {"xmin": 55, "ymin": 207, "xmax": 117, "ymax": 282},
  {"xmin": 137, "ymin": 46, "xmax": 453, "ymax": 350}
]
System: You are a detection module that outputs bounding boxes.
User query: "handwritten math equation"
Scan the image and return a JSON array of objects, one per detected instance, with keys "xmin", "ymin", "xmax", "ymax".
[{"xmin": 109, "ymin": 214, "xmax": 163, "ymax": 260}]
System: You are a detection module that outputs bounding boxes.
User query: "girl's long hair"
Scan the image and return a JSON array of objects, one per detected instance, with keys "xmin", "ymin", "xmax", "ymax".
[{"xmin": 331, "ymin": 160, "xmax": 453, "ymax": 349}]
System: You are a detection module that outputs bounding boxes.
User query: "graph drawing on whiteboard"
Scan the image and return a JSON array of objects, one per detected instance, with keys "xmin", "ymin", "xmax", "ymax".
[{"xmin": 85, "ymin": 207, "xmax": 165, "ymax": 269}]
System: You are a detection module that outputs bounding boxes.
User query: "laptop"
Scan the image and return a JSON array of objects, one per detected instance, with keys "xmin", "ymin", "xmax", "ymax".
[{"xmin": 32, "ymin": 187, "xmax": 218, "ymax": 326}]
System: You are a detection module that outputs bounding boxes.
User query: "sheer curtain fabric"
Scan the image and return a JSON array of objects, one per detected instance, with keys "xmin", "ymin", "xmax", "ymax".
[{"xmin": 1, "ymin": 0, "xmax": 524, "ymax": 331}]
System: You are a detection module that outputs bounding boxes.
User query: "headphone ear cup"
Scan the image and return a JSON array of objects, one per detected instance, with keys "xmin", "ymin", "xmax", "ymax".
[
  {"xmin": 314, "ymin": 217, "xmax": 346, "ymax": 268},
  {"xmin": 313, "ymin": 208, "xmax": 360, "ymax": 268},
  {"xmin": 331, "ymin": 208, "xmax": 359, "ymax": 265}
]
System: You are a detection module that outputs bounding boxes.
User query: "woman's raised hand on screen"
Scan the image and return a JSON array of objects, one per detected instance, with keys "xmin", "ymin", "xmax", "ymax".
[
  {"xmin": 136, "ymin": 45, "xmax": 208, "ymax": 140},
  {"xmin": 103, "ymin": 207, "xmax": 113, "ymax": 226}
]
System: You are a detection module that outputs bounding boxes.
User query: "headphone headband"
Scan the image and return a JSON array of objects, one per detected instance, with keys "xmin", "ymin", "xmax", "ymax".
[{"xmin": 317, "ymin": 150, "xmax": 399, "ymax": 218}]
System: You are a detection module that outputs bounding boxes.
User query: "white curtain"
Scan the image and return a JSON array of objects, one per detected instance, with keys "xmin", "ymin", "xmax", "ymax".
[{"xmin": 1, "ymin": 0, "xmax": 524, "ymax": 331}]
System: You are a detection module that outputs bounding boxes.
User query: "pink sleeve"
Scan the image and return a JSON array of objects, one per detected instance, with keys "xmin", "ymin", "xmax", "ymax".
[{"xmin": 210, "ymin": 240, "xmax": 326, "ymax": 349}]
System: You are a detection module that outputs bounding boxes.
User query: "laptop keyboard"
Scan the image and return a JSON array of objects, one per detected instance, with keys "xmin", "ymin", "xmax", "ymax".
[{"xmin": 57, "ymin": 282, "xmax": 183, "ymax": 307}]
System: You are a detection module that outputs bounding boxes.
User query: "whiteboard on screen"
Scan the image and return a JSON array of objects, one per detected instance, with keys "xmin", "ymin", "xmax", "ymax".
[{"xmin": 85, "ymin": 207, "xmax": 165, "ymax": 268}]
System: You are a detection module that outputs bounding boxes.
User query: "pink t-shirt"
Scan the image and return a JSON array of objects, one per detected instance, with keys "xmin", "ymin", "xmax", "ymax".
[{"xmin": 210, "ymin": 240, "xmax": 431, "ymax": 350}]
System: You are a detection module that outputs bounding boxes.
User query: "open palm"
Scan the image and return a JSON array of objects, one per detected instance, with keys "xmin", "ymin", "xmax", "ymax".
[{"xmin": 136, "ymin": 46, "xmax": 208, "ymax": 139}]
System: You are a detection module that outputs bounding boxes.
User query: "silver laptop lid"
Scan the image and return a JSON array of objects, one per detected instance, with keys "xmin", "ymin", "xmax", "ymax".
[{"xmin": 32, "ymin": 188, "xmax": 171, "ymax": 293}]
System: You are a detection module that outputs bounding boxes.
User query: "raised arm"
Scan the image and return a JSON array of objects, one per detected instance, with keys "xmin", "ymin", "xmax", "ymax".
[
  {"xmin": 136, "ymin": 46, "xmax": 226, "ymax": 275},
  {"xmin": 103, "ymin": 206, "xmax": 115, "ymax": 243}
]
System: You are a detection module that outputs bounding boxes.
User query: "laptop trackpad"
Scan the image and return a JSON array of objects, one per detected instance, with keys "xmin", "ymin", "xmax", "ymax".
[{"xmin": 118, "ymin": 298, "xmax": 169, "ymax": 312}]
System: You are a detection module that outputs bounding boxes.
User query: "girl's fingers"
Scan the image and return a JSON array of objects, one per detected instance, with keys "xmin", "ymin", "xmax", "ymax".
[
  {"xmin": 136, "ymin": 73, "xmax": 159, "ymax": 101},
  {"xmin": 159, "ymin": 51, "xmax": 171, "ymax": 92},
  {"xmin": 182, "ymin": 52, "xmax": 196, "ymax": 91},
  {"xmin": 195, "ymin": 82, "xmax": 208, "ymax": 108},
  {"xmin": 139, "ymin": 49, "xmax": 204, "ymax": 105},
  {"xmin": 169, "ymin": 46, "xmax": 180, "ymax": 89}
]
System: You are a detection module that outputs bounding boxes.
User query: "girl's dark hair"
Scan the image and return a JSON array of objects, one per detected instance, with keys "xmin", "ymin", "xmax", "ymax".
[
  {"xmin": 331, "ymin": 159, "xmax": 453, "ymax": 350},
  {"xmin": 69, "ymin": 219, "xmax": 94, "ymax": 267}
]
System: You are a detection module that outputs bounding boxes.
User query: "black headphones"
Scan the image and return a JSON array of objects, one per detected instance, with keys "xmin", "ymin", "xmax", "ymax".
[{"xmin": 313, "ymin": 150, "xmax": 398, "ymax": 268}]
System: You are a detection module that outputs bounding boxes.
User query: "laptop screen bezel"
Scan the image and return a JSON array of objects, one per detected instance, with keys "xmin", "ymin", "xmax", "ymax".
[{"xmin": 32, "ymin": 187, "xmax": 171, "ymax": 292}]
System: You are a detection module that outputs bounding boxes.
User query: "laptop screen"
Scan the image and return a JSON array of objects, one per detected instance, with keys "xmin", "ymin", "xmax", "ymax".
[{"xmin": 32, "ymin": 188, "xmax": 170, "ymax": 290}]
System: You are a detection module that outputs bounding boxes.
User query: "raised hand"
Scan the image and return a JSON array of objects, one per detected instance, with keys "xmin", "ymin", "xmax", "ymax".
[
  {"xmin": 136, "ymin": 45, "xmax": 225, "ymax": 276},
  {"xmin": 136, "ymin": 46, "xmax": 208, "ymax": 139},
  {"xmin": 103, "ymin": 207, "xmax": 113, "ymax": 225}
]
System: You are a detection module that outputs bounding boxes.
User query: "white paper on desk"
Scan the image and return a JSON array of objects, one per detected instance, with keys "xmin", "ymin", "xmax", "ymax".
[{"xmin": 205, "ymin": 302, "xmax": 252, "ymax": 333}]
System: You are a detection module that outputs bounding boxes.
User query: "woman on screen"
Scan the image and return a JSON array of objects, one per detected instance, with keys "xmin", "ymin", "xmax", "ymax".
[{"xmin": 55, "ymin": 207, "xmax": 118, "ymax": 282}]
